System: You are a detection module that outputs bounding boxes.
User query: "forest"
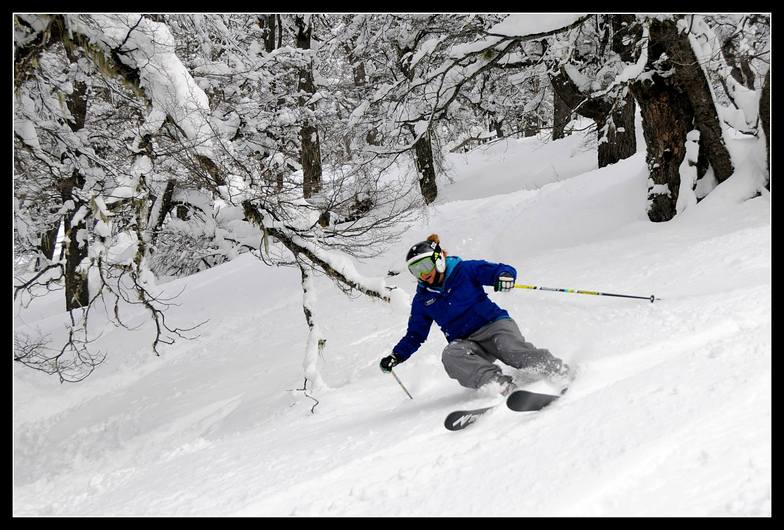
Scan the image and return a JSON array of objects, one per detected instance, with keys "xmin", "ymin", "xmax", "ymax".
[{"xmin": 13, "ymin": 14, "xmax": 770, "ymax": 383}]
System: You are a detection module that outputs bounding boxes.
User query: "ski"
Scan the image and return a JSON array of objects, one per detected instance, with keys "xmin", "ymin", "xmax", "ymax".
[
  {"xmin": 444, "ymin": 388, "xmax": 566, "ymax": 431},
  {"xmin": 444, "ymin": 405, "xmax": 496, "ymax": 431},
  {"xmin": 505, "ymin": 389, "xmax": 562, "ymax": 412}
]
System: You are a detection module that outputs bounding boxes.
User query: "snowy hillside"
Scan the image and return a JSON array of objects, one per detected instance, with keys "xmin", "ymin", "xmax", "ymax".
[{"xmin": 13, "ymin": 130, "xmax": 771, "ymax": 516}]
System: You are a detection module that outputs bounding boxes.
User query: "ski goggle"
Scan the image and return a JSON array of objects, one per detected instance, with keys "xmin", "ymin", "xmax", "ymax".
[{"xmin": 407, "ymin": 255, "xmax": 437, "ymax": 278}]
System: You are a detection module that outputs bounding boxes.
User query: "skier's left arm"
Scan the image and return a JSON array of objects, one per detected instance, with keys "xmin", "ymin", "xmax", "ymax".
[{"xmin": 467, "ymin": 260, "xmax": 517, "ymax": 292}]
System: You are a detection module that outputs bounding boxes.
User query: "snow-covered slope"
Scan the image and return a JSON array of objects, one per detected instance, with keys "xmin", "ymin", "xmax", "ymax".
[{"xmin": 13, "ymin": 130, "xmax": 771, "ymax": 516}]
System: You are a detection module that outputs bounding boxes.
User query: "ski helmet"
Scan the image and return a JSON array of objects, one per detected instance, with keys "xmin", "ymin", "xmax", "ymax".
[{"xmin": 405, "ymin": 239, "xmax": 445, "ymax": 278}]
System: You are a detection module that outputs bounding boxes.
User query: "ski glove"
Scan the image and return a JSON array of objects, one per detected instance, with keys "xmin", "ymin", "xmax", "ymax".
[
  {"xmin": 494, "ymin": 274, "xmax": 515, "ymax": 292},
  {"xmin": 380, "ymin": 353, "xmax": 402, "ymax": 373}
]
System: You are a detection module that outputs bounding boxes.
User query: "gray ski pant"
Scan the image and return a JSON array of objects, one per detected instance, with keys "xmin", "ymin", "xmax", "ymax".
[{"xmin": 441, "ymin": 318, "xmax": 562, "ymax": 389}]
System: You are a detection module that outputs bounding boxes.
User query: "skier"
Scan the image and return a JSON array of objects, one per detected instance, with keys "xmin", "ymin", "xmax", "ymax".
[{"xmin": 380, "ymin": 234, "xmax": 571, "ymax": 396}]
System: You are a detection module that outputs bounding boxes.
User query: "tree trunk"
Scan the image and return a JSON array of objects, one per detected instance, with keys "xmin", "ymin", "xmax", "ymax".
[
  {"xmin": 294, "ymin": 16, "xmax": 323, "ymax": 200},
  {"xmin": 665, "ymin": 16, "xmax": 734, "ymax": 183},
  {"xmin": 550, "ymin": 67, "xmax": 636, "ymax": 167},
  {"xmin": 258, "ymin": 15, "xmax": 278, "ymax": 53},
  {"xmin": 522, "ymin": 114, "xmax": 539, "ymax": 137},
  {"xmin": 147, "ymin": 179, "xmax": 176, "ymax": 251},
  {"xmin": 760, "ymin": 70, "xmax": 770, "ymax": 186},
  {"xmin": 365, "ymin": 128, "xmax": 382, "ymax": 146},
  {"xmin": 549, "ymin": 15, "xmax": 639, "ymax": 165},
  {"xmin": 631, "ymin": 21, "xmax": 695, "ymax": 223},
  {"xmin": 339, "ymin": 40, "xmax": 366, "ymax": 163},
  {"xmin": 525, "ymin": 78, "xmax": 542, "ymax": 137},
  {"xmin": 598, "ymin": 90, "xmax": 637, "ymax": 168},
  {"xmin": 60, "ymin": 172, "xmax": 90, "ymax": 310},
  {"xmin": 489, "ymin": 116, "xmax": 504, "ymax": 138},
  {"xmin": 413, "ymin": 129, "xmax": 438, "ymax": 204},
  {"xmin": 61, "ymin": 44, "xmax": 90, "ymax": 310},
  {"xmin": 611, "ymin": 15, "xmax": 640, "ymax": 61},
  {"xmin": 633, "ymin": 85, "xmax": 694, "ymax": 222},
  {"xmin": 601, "ymin": 14, "xmax": 639, "ymax": 165},
  {"xmin": 39, "ymin": 220, "xmax": 60, "ymax": 260},
  {"xmin": 630, "ymin": 17, "xmax": 737, "ymax": 222},
  {"xmin": 300, "ymin": 124, "xmax": 323, "ymax": 199},
  {"xmin": 64, "ymin": 45, "xmax": 88, "ymax": 133},
  {"xmin": 343, "ymin": 43, "xmax": 366, "ymax": 86},
  {"xmin": 352, "ymin": 61, "xmax": 367, "ymax": 87},
  {"xmin": 397, "ymin": 38, "xmax": 438, "ymax": 204},
  {"xmin": 35, "ymin": 218, "xmax": 61, "ymax": 270},
  {"xmin": 552, "ymin": 82, "xmax": 572, "ymax": 140}
]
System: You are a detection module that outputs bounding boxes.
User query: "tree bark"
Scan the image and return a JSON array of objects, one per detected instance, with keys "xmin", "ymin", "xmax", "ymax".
[
  {"xmin": 300, "ymin": 124, "xmax": 322, "ymax": 199},
  {"xmin": 630, "ymin": 17, "xmax": 738, "ymax": 222},
  {"xmin": 61, "ymin": 44, "xmax": 90, "ymax": 310},
  {"xmin": 550, "ymin": 66, "xmax": 637, "ymax": 167},
  {"xmin": 665, "ymin": 16, "xmax": 734, "ymax": 183},
  {"xmin": 633, "ymin": 84, "xmax": 694, "ymax": 222},
  {"xmin": 598, "ymin": 90, "xmax": 637, "ymax": 168},
  {"xmin": 258, "ymin": 15, "xmax": 278, "ymax": 53},
  {"xmin": 522, "ymin": 115, "xmax": 539, "ymax": 137},
  {"xmin": 415, "ymin": 133, "xmax": 438, "ymax": 204},
  {"xmin": 294, "ymin": 16, "xmax": 323, "ymax": 200},
  {"xmin": 631, "ymin": 20, "xmax": 695, "ymax": 222},
  {"xmin": 548, "ymin": 15, "xmax": 639, "ymax": 165},
  {"xmin": 60, "ymin": 172, "xmax": 90, "ymax": 310},
  {"xmin": 489, "ymin": 116, "xmax": 504, "ymax": 139},
  {"xmin": 148, "ymin": 179, "xmax": 177, "ymax": 251},
  {"xmin": 524, "ymin": 77, "xmax": 542, "ymax": 137},
  {"xmin": 397, "ymin": 36, "xmax": 438, "ymax": 204},
  {"xmin": 611, "ymin": 15, "xmax": 640, "ymax": 61},
  {"xmin": 410, "ymin": 125, "xmax": 438, "ymax": 204},
  {"xmin": 343, "ymin": 42, "xmax": 366, "ymax": 86},
  {"xmin": 552, "ymin": 81, "xmax": 572, "ymax": 140},
  {"xmin": 36, "ymin": 219, "xmax": 61, "ymax": 270}
]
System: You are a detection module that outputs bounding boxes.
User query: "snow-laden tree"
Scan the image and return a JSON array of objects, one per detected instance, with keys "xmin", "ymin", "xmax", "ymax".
[
  {"xmin": 14, "ymin": 14, "xmax": 218, "ymax": 381},
  {"xmin": 14, "ymin": 13, "xmax": 770, "ymax": 386},
  {"xmin": 14, "ymin": 14, "xmax": 416, "ymax": 386},
  {"xmin": 435, "ymin": 13, "xmax": 770, "ymax": 222},
  {"xmin": 443, "ymin": 41, "xmax": 555, "ymax": 149},
  {"xmin": 545, "ymin": 14, "xmax": 640, "ymax": 167},
  {"xmin": 708, "ymin": 15, "xmax": 770, "ymax": 177},
  {"xmin": 352, "ymin": 14, "xmax": 593, "ymax": 203},
  {"xmin": 629, "ymin": 14, "xmax": 769, "ymax": 221}
]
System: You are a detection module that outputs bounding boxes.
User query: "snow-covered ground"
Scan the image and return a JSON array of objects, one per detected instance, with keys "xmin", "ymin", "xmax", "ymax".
[{"xmin": 13, "ymin": 129, "xmax": 771, "ymax": 516}]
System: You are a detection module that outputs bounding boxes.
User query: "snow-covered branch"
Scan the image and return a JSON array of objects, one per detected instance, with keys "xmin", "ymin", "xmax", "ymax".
[{"xmin": 242, "ymin": 201, "xmax": 392, "ymax": 303}]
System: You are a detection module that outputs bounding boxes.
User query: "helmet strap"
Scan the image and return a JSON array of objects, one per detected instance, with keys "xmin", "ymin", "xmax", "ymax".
[{"xmin": 433, "ymin": 244, "xmax": 445, "ymax": 273}]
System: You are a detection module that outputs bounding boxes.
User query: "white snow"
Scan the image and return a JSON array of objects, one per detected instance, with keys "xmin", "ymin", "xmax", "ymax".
[
  {"xmin": 72, "ymin": 15, "xmax": 217, "ymax": 160},
  {"xmin": 447, "ymin": 15, "xmax": 582, "ymax": 59},
  {"xmin": 409, "ymin": 36, "xmax": 444, "ymax": 68},
  {"xmin": 676, "ymin": 130, "xmax": 700, "ymax": 214},
  {"xmin": 13, "ymin": 129, "xmax": 770, "ymax": 516},
  {"xmin": 563, "ymin": 63, "xmax": 592, "ymax": 92},
  {"xmin": 13, "ymin": 119, "xmax": 41, "ymax": 151},
  {"xmin": 489, "ymin": 14, "xmax": 583, "ymax": 37}
]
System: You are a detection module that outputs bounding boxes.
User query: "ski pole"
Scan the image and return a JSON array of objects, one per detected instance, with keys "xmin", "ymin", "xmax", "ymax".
[
  {"xmin": 390, "ymin": 368, "xmax": 413, "ymax": 399},
  {"xmin": 515, "ymin": 284, "xmax": 658, "ymax": 303}
]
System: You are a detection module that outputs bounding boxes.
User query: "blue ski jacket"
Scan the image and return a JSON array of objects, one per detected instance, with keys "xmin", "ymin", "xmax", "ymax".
[{"xmin": 392, "ymin": 256, "xmax": 517, "ymax": 360}]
